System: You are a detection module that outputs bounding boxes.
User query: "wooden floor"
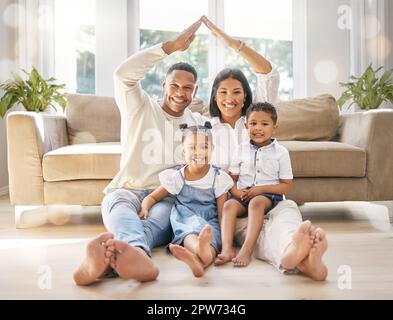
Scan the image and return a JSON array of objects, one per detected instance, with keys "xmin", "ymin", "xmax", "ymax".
[{"xmin": 1, "ymin": 194, "xmax": 392, "ymax": 300}]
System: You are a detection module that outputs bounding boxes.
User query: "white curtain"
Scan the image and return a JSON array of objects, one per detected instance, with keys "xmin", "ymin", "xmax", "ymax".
[
  {"xmin": 17, "ymin": 0, "xmax": 55, "ymax": 78},
  {"xmin": 350, "ymin": 0, "xmax": 392, "ymax": 76}
]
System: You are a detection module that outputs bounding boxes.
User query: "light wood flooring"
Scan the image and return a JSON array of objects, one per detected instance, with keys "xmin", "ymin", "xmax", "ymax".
[{"xmin": 0, "ymin": 194, "xmax": 392, "ymax": 300}]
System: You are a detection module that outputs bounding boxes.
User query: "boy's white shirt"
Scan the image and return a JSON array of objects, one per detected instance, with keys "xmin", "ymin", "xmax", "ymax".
[
  {"xmin": 229, "ymin": 138, "xmax": 293, "ymax": 189},
  {"xmin": 103, "ymin": 43, "xmax": 208, "ymax": 194}
]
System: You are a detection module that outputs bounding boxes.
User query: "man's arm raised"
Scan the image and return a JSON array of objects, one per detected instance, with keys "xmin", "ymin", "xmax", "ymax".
[{"xmin": 113, "ymin": 18, "xmax": 202, "ymax": 115}]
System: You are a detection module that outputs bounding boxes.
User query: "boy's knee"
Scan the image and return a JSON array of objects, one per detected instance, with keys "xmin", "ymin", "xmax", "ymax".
[{"xmin": 248, "ymin": 196, "xmax": 266, "ymax": 209}]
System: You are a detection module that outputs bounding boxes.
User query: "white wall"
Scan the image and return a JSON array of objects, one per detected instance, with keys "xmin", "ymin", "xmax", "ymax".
[
  {"xmin": 305, "ymin": 0, "xmax": 351, "ymax": 98},
  {"xmin": 0, "ymin": 0, "xmax": 18, "ymax": 195}
]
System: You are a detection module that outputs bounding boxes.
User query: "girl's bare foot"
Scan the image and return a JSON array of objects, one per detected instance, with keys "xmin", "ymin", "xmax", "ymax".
[
  {"xmin": 280, "ymin": 220, "xmax": 314, "ymax": 270},
  {"xmin": 214, "ymin": 247, "xmax": 237, "ymax": 266},
  {"xmin": 107, "ymin": 239, "xmax": 159, "ymax": 282},
  {"xmin": 73, "ymin": 232, "xmax": 114, "ymax": 286},
  {"xmin": 298, "ymin": 228, "xmax": 328, "ymax": 281},
  {"xmin": 232, "ymin": 246, "xmax": 253, "ymax": 267},
  {"xmin": 196, "ymin": 225, "xmax": 214, "ymax": 266},
  {"xmin": 169, "ymin": 244, "xmax": 204, "ymax": 277}
]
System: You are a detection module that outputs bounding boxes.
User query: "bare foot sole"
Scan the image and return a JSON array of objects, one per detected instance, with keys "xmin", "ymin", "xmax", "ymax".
[
  {"xmin": 214, "ymin": 248, "xmax": 237, "ymax": 266},
  {"xmin": 197, "ymin": 225, "xmax": 214, "ymax": 266},
  {"xmin": 232, "ymin": 246, "xmax": 253, "ymax": 267},
  {"xmin": 170, "ymin": 244, "xmax": 204, "ymax": 277},
  {"xmin": 280, "ymin": 220, "xmax": 314, "ymax": 270},
  {"xmin": 108, "ymin": 239, "xmax": 159, "ymax": 282},
  {"xmin": 73, "ymin": 232, "xmax": 114, "ymax": 286},
  {"xmin": 298, "ymin": 228, "xmax": 328, "ymax": 281}
]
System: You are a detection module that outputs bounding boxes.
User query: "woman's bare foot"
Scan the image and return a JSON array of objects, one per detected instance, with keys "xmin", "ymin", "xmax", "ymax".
[
  {"xmin": 214, "ymin": 247, "xmax": 237, "ymax": 266},
  {"xmin": 169, "ymin": 244, "xmax": 204, "ymax": 277},
  {"xmin": 73, "ymin": 232, "xmax": 114, "ymax": 286},
  {"xmin": 107, "ymin": 239, "xmax": 159, "ymax": 282},
  {"xmin": 297, "ymin": 228, "xmax": 328, "ymax": 281},
  {"xmin": 280, "ymin": 220, "xmax": 314, "ymax": 270},
  {"xmin": 232, "ymin": 245, "xmax": 253, "ymax": 267},
  {"xmin": 196, "ymin": 225, "xmax": 214, "ymax": 266}
]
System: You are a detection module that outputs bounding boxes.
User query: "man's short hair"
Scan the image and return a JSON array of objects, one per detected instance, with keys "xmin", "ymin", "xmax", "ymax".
[{"xmin": 166, "ymin": 62, "xmax": 198, "ymax": 82}]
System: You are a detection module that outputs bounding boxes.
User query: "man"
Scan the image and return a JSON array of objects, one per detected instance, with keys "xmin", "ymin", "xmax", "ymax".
[{"xmin": 73, "ymin": 19, "xmax": 207, "ymax": 285}]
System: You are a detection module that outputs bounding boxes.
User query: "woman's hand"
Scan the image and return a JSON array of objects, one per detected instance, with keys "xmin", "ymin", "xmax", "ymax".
[
  {"xmin": 162, "ymin": 18, "xmax": 202, "ymax": 54},
  {"xmin": 201, "ymin": 15, "xmax": 238, "ymax": 49},
  {"xmin": 138, "ymin": 205, "xmax": 149, "ymax": 219}
]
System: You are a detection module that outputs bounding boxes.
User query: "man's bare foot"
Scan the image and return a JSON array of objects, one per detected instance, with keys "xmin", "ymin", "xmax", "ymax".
[
  {"xmin": 232, "ymin": 245, "xmax": 253, "ymax": 267},
  {"xmin": 73, "ymin": 232, "xmax": 114, "ymax": 286},
  {"xmin": 214, "ymin": 247, "xmax": 237, "ymax": 266},
  {"xmin": 197, "ymin": 225, "xmax": 214, "ymax": 266},
  {"xmin": 106, "ymin": 239, "xmax": 159, "ymax": 282},
  {"xmin": 297, "ymin": 228, "xmax": 328, "ymax": 281},
  {"xmin": 169, "ymin": 244, "xmax": 204, "ymax": 277},
  {"xmin": 280, "ymin": 220, "xmax": 314, "ymax": 270}
]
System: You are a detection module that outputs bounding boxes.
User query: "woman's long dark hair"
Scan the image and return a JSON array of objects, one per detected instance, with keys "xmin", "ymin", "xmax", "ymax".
[{"xmin": 209, "ymin": 68, "xmax": 253, "ymax": 118}]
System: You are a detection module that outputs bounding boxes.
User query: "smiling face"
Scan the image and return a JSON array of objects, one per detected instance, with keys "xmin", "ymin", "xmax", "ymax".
[
  {"xmin": 162, "ymin": 70, "xmax": 197, "ymax": 116},
  {"xmin": 215, "ymin": 77, "xmax": 245, "ymax": 120},
  {"xmin": 245, "ymin": 111, "xmax": 278, "ymax": 147},
  {"xmin": 183, "ymin": 132, "xmax": 212, "ymax": 168}
]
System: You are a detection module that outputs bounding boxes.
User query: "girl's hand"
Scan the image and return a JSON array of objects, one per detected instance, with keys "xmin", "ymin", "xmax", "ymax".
[
  {"xmin": 138, "ymin": 207, "xmax": 149, "ymax": 220},
  {"xmin": 201, "ymin": 15, "xmax": 238, "ymax": 49}
]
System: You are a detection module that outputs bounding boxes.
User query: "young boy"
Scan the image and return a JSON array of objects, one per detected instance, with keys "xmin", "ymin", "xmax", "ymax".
[{"xmin": 216, "ymin": 102, "xmax": 293, "ymax": 267}]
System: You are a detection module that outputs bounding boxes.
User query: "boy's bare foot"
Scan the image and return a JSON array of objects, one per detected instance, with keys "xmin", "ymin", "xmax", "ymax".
[
  {"xmin": 298, "ymin": 228, "xmax": 328, "ymax": 281},
  {"xmin": 107, "ymin": 239, "xmax": 159, "ymax": 282},
  {"xmin": 197, "ymin": 224, "xmax": 214, "ymax": 266},
  {"xmin": 280, "ymin": 220, "xmax": 314, "ymax": 270},
  {"xmin": 73, "ymin": 232, "xmax": 114, "ymax": 286},
  {"xmin": 214, "ymin": 247, "xmax": 237, "ymax": 266},
  {"xmin": 232, "ymin": 246, "xmax": 253, "ymax": 267},
  {"xmin": 169, "ymin": 244, "xmax": 204, "ymax": 277}
]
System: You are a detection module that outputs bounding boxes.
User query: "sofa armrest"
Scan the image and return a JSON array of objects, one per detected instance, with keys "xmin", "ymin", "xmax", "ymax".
[
  {"xmin": 6, "ymin": 111, "xmax": 69, "ymax": 205},
  {"xmin": 338, "ymin": 109, "xmax": 393, "ymax": 200}
]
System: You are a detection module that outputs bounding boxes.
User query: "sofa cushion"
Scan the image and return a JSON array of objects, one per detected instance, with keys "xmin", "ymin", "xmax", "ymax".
[
  {"xmin": 66, "ymin": 94, "xmax": 121, "ymax": 144},
  {"xmin": 275, "ymin": 94, "xmax": 340, "ymax": 141},
  {"xmin": 43, "ymin": 142, "xmax": 121, "ymax": 181},
  {"xmin": 43, "ymin": 140, "xmax": 366, "ymax": 182},
  {"xmin": 281, "ymin": 141, "xmax": 366, "ymax": 177}
]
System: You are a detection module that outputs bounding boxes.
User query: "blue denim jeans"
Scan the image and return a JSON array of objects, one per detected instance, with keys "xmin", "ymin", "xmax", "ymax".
[{"xmin": 101, "ymin": 188, "xmax": 175, "ymax": 257}]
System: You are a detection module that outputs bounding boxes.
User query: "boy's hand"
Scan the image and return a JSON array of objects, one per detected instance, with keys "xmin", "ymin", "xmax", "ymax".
[
  {"xmin": 162, "ymin": 18, "xmax": 202, "ymax": 54},
  {"xmin": 242, "ymin": 186, "xmax": 265, "ymax": 201}
]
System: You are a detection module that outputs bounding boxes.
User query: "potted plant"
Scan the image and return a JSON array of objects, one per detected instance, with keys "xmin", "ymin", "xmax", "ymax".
[
  {"xmin": 337, "ymin": 64, "xmax": 393, "ymax": 111},
  {"xmin": 0, "ymin": 66, "xmax": 67, "ymax": 118}
]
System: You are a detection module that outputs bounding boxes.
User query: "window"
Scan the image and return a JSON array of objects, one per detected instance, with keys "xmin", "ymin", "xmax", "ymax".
[
  {"xmin": 139, "ymin": 0, "xmax": 209, "ymax": 102},
  {"xmin": 224, "ymin": 0, "xmax": 293, "ymax": 100},
  {"xmin": 139, "ymin": 0, "xmax": 293, "ymax": 102},
  {"xmin": 54, "ymin": 0, "xmax": 96, "ymax": 94}
]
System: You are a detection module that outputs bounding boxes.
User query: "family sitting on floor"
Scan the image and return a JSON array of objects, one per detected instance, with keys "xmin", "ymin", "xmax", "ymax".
[{"xmin": 73, "ymin": 16, "xmax": 328, "ymax": 285}]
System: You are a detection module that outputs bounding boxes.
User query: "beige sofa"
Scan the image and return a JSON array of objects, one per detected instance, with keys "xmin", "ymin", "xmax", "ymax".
[{"xmin": 6, "ymin": 94, "xmax": 393, "ymax": 226}]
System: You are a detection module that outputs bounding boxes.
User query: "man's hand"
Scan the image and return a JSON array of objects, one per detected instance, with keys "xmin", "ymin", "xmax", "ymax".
[
  {"xmin": 201, "ymin": 15, "xmax": 238, "ymax": 49},
  {"xmin": 162, "ymin": 18, "xmax": 202, "ymax": 54},
  {"xmin": 241, "ymin": 186, "xmax": 265, "ymax": 201}
]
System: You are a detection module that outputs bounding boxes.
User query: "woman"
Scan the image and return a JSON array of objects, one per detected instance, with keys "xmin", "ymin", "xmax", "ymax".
[
  {"xmin": 201, "ymin": 16, "xmax": 280, "ymax": 170},
  {"xmin": 205, "ymin": 17, "xmax": 328, "ymax": 279}
]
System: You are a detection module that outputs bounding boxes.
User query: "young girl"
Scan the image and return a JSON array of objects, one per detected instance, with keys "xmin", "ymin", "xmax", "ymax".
[
  {"xmin": 139, "ymin": 122, "xmax": 233, "ymax": 277},
  {"xmin": 216, "ymin": 102, "xmax": 293, "ymax": 267}
]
